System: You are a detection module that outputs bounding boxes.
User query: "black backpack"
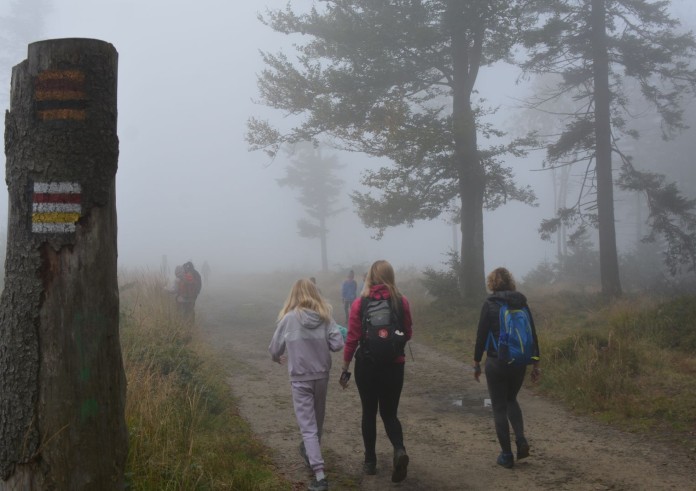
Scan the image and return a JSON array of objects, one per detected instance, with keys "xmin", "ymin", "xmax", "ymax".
[{"xmin": 359, "ymin": 296, "xmax": 406, "ymax": 363}]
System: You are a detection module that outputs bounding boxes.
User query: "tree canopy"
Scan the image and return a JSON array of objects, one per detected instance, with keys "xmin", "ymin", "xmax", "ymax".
[
  {"xmin": 247, "ymin": 0, "xmax": 536, "ymax": 298},
  {"xmin": 523, "ymin": 0, "xmax": 696, "ymax": 292},
  {"xmin": 277, "ymin": 143, "xmax": 345, "ymax": 272}
]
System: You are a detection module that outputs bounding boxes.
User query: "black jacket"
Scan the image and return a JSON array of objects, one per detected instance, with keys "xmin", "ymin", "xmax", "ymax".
[{"xmin": 473, "ymin": 290, "xmax": 540, "ymax": 363}]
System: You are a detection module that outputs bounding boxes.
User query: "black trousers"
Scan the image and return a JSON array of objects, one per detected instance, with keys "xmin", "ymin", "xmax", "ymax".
[
  {"xmin": 354, "ymin": 355, "xmax": 405, "ymax": 462},
  {"xmin": 485, "ymin": 357, "xmax": 527, "ymax": 454}
]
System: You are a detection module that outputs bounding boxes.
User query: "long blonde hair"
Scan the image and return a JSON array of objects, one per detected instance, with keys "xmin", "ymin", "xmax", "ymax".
[
  {"xmin": 277, "ymin": 278, "xmax": 333, "ymax": 322},
  {"xmin": 361, "ymin": 260, "xmax": 402, "ymax": 314}
]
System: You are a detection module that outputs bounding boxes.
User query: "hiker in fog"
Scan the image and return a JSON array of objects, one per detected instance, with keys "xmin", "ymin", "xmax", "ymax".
[
  {"xmin": 164, "ymin": 265, "xmax": 194, "ymax": 322},
  {"xmin": 340, "ymin": 269, "xmax": 358, "ymax": 324},
  {"xmin": 176, "ymin": 261, "xmax": 202, "ymax": 323},
  {"xmin": 341, "ymin": 260, "xmax": 412, "ymax": 483},
  {"xmin": 473, "ymin": 267, "xmax": 541, "ymax": 469},
  {"xmin": 269, "ymin": 278, "xmax": 345, "ymax": 491}
]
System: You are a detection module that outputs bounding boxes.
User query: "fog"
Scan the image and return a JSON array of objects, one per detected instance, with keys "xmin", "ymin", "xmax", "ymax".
[{"xmin": 1, "ymin": 0, "xmax": 695, "ymax": 280}]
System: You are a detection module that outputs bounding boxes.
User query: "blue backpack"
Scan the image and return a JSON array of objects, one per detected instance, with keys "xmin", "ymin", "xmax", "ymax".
[{"xmin": 486, "ymin": 301, "xmax": 538, "ymax": 365}]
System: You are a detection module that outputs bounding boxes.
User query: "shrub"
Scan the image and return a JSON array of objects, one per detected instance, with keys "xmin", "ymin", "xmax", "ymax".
[{"xmin": 421, "ymin": 250, "xmax": 461, "ymax": 304}]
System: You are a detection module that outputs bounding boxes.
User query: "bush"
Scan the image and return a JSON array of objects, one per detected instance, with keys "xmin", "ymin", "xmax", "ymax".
[{"xmin": 421, "ymin": 250, "xmax": 461, "ymax": 304}]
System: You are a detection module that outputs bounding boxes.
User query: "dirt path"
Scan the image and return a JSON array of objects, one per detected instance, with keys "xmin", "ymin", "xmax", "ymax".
[{"xmin": 198, "ymin": 286, "xmax": 695, "ymax": 490}]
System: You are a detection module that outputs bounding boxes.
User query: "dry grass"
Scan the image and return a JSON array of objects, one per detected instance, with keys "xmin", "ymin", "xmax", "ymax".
[
  {"xmin": 119, "ymin": 270, "xmax": 291, "ymax": 490},
  {"xmin": 413, "ymin": 280, "xmax": 696, "ymax": 448},
  {"xmin": 118, "ymin": 266, "xmax": 696, "ymax": 486}
]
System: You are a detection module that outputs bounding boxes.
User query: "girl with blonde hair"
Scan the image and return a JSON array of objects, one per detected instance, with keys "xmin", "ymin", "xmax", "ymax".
[
  {"xmin": 342, "ymin": 260, "xmax": 413, "ymax": 483},
  {"xmin": 269, "ymin": 278, "xmax": 344, "ymax": 491}
]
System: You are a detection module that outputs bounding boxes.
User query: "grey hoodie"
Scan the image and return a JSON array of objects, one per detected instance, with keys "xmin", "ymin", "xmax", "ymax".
[{"xmin": 269, "ymin": 309, "xmax": 345, "ymax": 382}]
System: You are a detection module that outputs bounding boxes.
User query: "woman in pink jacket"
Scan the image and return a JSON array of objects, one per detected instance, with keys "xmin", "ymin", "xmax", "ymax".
[{"xmin": 340, "ymin": 260, "xmax": 413, "ymax": 483}]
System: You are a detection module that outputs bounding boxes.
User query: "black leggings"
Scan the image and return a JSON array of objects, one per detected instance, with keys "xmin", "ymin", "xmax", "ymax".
[
  {"xmin": 485, "ymin": 357, "xmax": 527, "ymax": 454},
  {"xmin": 354, "ymin": 355, "xmax": 405, "ymax": 462}
]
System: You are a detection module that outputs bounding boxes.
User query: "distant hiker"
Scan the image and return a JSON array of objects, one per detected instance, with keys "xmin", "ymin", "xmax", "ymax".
[
  {"xmin": 341, "ymin": 260, "xmax": 412, "ymax": 483},
  {"xmin": 341, "ymin": 269, "xmax": 358, "ymax": 324},
  {"xmin": 164, "ymin": 265, "xmax": 182, "ymax": 302},
  {"xmin": 269, "ymin": 278, "xmax": 344, "ymax": 491},
  {"xmin": 473, "ymin": 267, "xmax": 541, "ymax": 469},
  {"xmin": 165, "ymin": 265, "xmax": 192, "ymax": 320},
  {"xmin": 179, "ymin": 261, "xmax": 202, "ymax": 323},
  {"xmin": 183, "ymin": 261, "xmax": 202, "ymax": 295}
]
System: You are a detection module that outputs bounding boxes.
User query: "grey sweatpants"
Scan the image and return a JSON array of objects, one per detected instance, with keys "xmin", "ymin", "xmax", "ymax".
[{"xmin": 291, "ymin": 377, "xmax": 329, "ymax": 472}]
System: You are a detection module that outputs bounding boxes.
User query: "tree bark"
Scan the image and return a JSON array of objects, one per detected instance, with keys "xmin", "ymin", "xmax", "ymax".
[
  {"xmin": 1, "ymin": 38, "xmax": 127, "ymax": 490},
  {"xmin": 591, "ymin": 0, "xmax": 622, "ymax": 297},
  {"xmin": 450, "ymin": 2, "xmax": 486, "ymax": 302},
  {"xmin": 319, "ymin": 216, "xmax": 328, "ymax": 273}
]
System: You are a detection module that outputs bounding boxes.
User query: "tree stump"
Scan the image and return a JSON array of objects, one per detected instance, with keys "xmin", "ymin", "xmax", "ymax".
[{"xmin": 0, "ymin": 38, "xmax": 126, "ymax": 490}]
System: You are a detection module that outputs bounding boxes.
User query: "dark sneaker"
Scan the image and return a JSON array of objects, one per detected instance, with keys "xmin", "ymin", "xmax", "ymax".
[
  {"xmin": 497, "ymin": 452, "xmax": 514, "ymax": 469},
  {"xmin": 516, "ymin": 439, "xmax": 530, "ymax": 460},
  {"xmin": 299, "ymin": 442, "xmax": 310, "ymax": 468},
  {"xmin": 391, "ymin": 447, "xmax": 409, "ymax": 483},
  {"xmin": 307, "ymin": 477, "xmax": 329, "ymax": 491},
  {"xmin": 363, "ymin": 461, "xmax": 377, "ymax": 475}
]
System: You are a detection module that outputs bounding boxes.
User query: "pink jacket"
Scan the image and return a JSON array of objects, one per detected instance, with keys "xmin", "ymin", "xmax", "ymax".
[{"xmin": 343, "ymin": 284, "xmax": 413, "ymax": 364}]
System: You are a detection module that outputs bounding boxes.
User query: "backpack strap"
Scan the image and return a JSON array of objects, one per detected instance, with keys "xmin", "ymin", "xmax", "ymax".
[
  {"xmin": 359, "ymin": 296, "xmax": 368, "ymax": 348},
  {"xmin": 484, "ymin": 299, "xmax": 505, "ymax": 352}
]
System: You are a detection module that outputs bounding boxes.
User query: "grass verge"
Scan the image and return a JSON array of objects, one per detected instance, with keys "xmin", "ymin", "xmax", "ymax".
[
  {"xmin": 412, "ymin": 286, "xmax": 696, "ymax": 449},
  {"xmin": 120, "ymin": 271, "xmax": 292, "ymax": 490}
]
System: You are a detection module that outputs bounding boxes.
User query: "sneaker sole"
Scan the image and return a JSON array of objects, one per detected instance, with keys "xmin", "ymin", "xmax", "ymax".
[
  {"xmin": 517, "ymin": 443, "xmax": 530, "ymax": 460},
  {"xmin": 391, "ymin": 453, "xmax": 409, "ymax": 483},
  {"xmin": 497, "ymin": 452, "xmax": 514, "ymax": 468}
]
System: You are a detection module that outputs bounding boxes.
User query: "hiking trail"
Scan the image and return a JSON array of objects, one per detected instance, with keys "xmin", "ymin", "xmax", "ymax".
[{"xmin": 199, "ymin": 283, "xmax": 695, "ymax": 490}]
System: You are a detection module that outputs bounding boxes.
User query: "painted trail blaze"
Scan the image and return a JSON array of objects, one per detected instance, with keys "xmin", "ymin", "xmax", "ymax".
[
  {"xmin": 32, "ymin": 182, "xmax": 82, "ymax": 233},
  {"xmin": 34, "ymin": 70, "xmax": 87, "ymax": 121}
]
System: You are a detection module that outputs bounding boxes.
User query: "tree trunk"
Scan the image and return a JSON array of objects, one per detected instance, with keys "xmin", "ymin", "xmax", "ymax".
[
  {"xmin": 0, "ymin": 38, "xmax": 127, "ymax": 490},
  {"xmin": 450, "ymin": 3, "xmax": 486, "ymax": 302},
  {"xmin": 319, "ymin": 216, "xmax": 328, "ymax": 273},
  {"xmin": 591, "ymin": 0, "xmax": 622, "ymax": 297}
]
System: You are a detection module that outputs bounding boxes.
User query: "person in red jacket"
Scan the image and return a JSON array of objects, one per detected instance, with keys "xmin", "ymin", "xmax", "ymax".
[{"xmin": 340, "ymin": 259, "xmax": 413, "ymax": 483}]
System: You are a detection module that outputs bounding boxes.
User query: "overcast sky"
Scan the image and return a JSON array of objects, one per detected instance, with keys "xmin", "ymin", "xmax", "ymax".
[{"xmin": 1, "ymin": 0, "xmax": 695, "ymax": 279}]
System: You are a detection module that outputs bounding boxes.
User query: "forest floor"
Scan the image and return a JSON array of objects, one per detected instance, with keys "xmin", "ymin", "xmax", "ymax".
[{"xmin": 198, "ymin": 281, "xmax": 695, "ymax": 490}]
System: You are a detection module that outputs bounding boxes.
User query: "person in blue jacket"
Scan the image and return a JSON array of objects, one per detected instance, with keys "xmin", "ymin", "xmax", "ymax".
[{"xmin": 340, "ymin": 269, "xmax": 358, "ymax": 325}]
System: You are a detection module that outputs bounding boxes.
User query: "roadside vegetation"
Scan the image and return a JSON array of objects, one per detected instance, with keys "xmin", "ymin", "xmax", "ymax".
[
  {"xmin": 417, "ymin": 258, "xmax": 696, "ymax": 449},
  {"xmin": 116, "ymin": 263, "xmax": 695, "ymax": 489},
  {"xmin": 119, "ymin": 271, "xmax": 291, "ymax": 491}
]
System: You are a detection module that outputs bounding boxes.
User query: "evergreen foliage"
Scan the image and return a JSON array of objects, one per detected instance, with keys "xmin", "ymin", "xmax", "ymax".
[
  {"xmin": 247, "ymin": 0, "xmax": 538, "ymax": 299},
  {"xmin": 523, "ymin": 0, "xmax": 696, "ymax": 289},
  {"xmin": 277, "ymin": 143, "xmax": 345, "ymax": 272}
]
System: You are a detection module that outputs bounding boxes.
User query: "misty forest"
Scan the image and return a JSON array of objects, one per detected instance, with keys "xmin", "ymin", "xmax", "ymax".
[{"xmin": 0, "ymin": 1, "xmax": 695, "ymax": 490}]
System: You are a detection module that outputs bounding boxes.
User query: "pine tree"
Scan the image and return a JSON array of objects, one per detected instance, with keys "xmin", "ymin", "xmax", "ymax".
[
  {"xmin": 247, "ymin": 0, "xmax": 537, "ymax": 300},
  {"xmin": 277, "ymin": 143, "xmax": 345, "ymax": 272},
  {"xmin": 523, "ymin": 0, "xmax": 696, "ymax": 295}
]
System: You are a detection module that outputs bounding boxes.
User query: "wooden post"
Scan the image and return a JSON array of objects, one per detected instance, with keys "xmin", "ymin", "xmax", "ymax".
[{"xmin": 0, "ymin": 38, "xmax": 126, "ymax": 490}]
